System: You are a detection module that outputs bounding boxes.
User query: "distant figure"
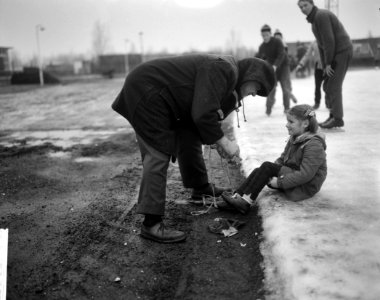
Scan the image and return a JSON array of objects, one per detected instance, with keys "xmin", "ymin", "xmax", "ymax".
[
  {"xmin": 296, "ymin": 40, "xmax": 326, "ymax": 109},
  {"xmin": 256, "ymin": 24, "xmax": 290, "ymax": 115},
  {"xmin": 298, "ymin": 0, "xmax": 353, "ymax": 129},
  {"xmin": 112, "ymin": 54, "xmax": 275, "ymax": 243},
  {"xmin": 219, "ymin": 104, "xmax": 327, "ymax": 214},
  {"xmin": 274, "ymin": 29, "xmax": 298, "ymax": 105},
  {"xmin": 295, "ymin": 42, "xmax": 309, "ymax": 77}
]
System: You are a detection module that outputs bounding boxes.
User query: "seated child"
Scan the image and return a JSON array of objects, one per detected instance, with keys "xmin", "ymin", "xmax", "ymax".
[{"xmin": 221, "ymin": 104, "xmax": 327, "ymax": 214}]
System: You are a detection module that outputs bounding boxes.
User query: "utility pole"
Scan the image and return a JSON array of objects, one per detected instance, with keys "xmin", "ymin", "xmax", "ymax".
[
  {"xmin": 124, "ymin": 39, "xmax": 130, "ymax": 74},
  {"xmin": 325, "ymin": 0, "xmax": 339, "ymax": 17},
  {"xmin": 35, "ymin": 24, "xmax": 45, "ymax": 86}
]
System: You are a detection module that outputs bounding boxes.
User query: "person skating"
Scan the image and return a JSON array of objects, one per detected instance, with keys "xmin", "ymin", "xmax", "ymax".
[
  {"xmin": 256, "ymin": 24, "xmax": 290, "ymax": 116},
  {"xmin": 298, "ymin": 0, "xmax": 353, "ymax": 129},
  {"xmin": 296, "ymin": 40, "xmax": 326, "ymax": 110},
  {"xmin": 273, "ymin": 29, "xmax": 298, "ymax": 106},
  {"xmin": 219, "ymin": 104, "xmax": 327, "ymax": 214},
  {"xmin": 112, "ymin": 54, "xmax": 275, "ymax": 243}
]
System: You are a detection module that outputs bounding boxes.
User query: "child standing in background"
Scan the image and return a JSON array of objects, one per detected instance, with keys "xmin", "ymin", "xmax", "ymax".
[{"xmin": 220, "ymin": 104, "xmax": 327, "ymax": 214}]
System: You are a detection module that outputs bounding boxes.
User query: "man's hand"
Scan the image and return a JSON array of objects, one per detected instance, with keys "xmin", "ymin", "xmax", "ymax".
[
  {"xmin": 295, "ymin": 64, "xmax": 303, "ymax": 72},
  {"xmin": 325, "ymin": 65, "xmax": 334, "ymax": 77},
  {"xmin": 215, "ymin": 136, "xmax": 240, "ymax": 159}
]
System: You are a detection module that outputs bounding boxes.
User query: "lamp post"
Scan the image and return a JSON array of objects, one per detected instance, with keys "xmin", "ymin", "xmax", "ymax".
[
  {"xmin": 124, "ymin": 39, "xmax": 130, "ymax": 74},
  {"xmin": 139, "ymin": 31, "xmax": 144, "ymax": 62},
  {"xmin": 35, "ymin": 24, "xmax": 45, "ymax": 86}
]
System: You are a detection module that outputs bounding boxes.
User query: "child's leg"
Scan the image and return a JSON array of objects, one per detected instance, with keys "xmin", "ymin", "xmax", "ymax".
[
  {"xmin": 236, "ymin": 162, "xmax": 281, "ymax": 201},
  {"xmin": 235, "ymin": 168, "xmax": 259, "ymax": 196}
]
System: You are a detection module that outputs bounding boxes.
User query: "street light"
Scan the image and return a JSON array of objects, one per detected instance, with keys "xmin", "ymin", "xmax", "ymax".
[
  {"xmin": 124, "ymin": 39, "xmax": 130, "ymax": 74},
  {"xmin": 139, "ymin": 31, "xmax": 144, "ymax": 62},
  {"xmin": 35, "ymin": 24, "xmax": 45, "ymax": 86}
]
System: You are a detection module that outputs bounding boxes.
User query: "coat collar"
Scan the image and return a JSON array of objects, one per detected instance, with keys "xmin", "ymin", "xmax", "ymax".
[
  {"xmin": 306, "ymin": 6, "xmax": 318, "ymax": 23},
  {"xmin": 290, "ymin": 131, "xmax": 327, "ymax": 149}
]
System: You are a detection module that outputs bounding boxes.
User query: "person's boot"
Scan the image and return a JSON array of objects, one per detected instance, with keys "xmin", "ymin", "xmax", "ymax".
[
  {"xmin": 320, "ymin": 118, "xmax": 344, "ymax": 129},
  {"xmin": 191, "ymin": 183, "xmax": 232, "ymax": 200},
  {"xmin": 140, "ymin": 222, "xmax": 187, "ymax": 243},
  {"xmin": 214, "ymin": 194, "xmax": 238, "ymax": 212},
  {"xmin": 318, "ymin": 114, "xmax": 333, "ymax": 126},
  {"xmin": 313, "ymin": 103, "xmax": 320, "ymax": 109},
  {"xmin": 221, "ymin": 192, "xmax": 250, "ymax": 214},
  {"xmin": 266, "ymin": 107, "xmax": 272, "ymax": 116}
]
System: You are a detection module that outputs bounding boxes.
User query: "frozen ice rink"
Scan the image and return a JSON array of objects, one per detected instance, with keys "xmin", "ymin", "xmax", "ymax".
[{"xmin": 235, "ymin": 68, "xmax": 380, "ymax": 300}]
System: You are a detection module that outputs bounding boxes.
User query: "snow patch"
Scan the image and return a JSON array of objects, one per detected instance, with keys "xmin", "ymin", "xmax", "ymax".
[{"xmin": 236, "ymin": 69, "xmax": 380, "ymax": 300}]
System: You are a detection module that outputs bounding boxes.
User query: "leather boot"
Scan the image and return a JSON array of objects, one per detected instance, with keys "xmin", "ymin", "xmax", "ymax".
[
  {"xmin": 191, "ymin": 183, "xmax": 232, "ymax": 200},
  {"xmin": 221, "ymin": 192, "xmax": 251, "ymax": 215},
  {"xmin": 140, "ymin": 222, "xmax": 187, "ymax": 243},
  {"xmin": 320, "ymin": 118, "xmax": 344, "ymax": 129}
]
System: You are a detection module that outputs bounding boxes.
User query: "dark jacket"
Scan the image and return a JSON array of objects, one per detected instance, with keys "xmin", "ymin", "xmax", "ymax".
[
  {"xmin": 112, "ymin": 54, "xmax": 275, "ymax": 155},
  {"xmin": 307, "ymin": 6, "xmax": 352, "ymax": 68},
  {"xmin": 275, "ymin": 132, "xmax": 327, "ymax": 201},
  {"xmin": 256, "ymin": 37, "xmax": 286, "ymax": 75}
]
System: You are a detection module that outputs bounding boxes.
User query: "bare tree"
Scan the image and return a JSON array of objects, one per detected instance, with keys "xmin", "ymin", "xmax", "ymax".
[
  {"xmin": 225, "ymin": 29, "xmax": 242, "ymax": 56},
  {"xmin": 92, "ymin": 20, "xmax": 110, "ymax": 59}
]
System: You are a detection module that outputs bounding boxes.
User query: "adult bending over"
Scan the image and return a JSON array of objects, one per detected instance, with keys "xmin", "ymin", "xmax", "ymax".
[{"xmin": 112, "ymin": 54, "xmax": 275, "ymax": 243}]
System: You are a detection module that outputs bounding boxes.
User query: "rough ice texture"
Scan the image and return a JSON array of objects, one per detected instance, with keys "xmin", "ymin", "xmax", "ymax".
[{"xmin": 235, "ymin": 69, "xmax": 380, "ymax": 300}]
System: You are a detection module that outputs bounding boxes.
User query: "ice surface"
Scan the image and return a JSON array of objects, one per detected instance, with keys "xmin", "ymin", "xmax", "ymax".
[{"xmin": 235, "ymin": 69, "xmax": 380, "ymax": 300}]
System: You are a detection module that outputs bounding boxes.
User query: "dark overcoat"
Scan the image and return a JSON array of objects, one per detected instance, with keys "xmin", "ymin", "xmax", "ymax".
[{"xmin": 112, "ymin": 54, "xmax": 275, "ymax": 155}]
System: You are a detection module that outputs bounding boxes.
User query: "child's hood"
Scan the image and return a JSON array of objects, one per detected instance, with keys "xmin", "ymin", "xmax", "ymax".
[{"xmin": 292, "ymin": 131, "xmax": 327, "ymax": 150}]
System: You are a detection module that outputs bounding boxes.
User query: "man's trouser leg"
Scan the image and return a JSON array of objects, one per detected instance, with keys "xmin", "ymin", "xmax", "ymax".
[
  {"xmin": 236, "ymin": 162, "xmax": 281, "ymax": 201},
  {"xmin": 176, "ymin": 127, "xmax": 209, "ymax": 189},
  {"xmin": 279, "ymin": 70, "xmax": 291, "ymax": 110},
  {"xmin": 136, "ymin": 134, "xmax": 170, "ymax": 216},
  {"xmin": 323, "ymin": 48, "xmax": 353, "ymax": 119},
  {"xmin": 266, "ymin": 85, "xmax": 277, "ymax": 114},
  {"xmin": 314, "ymin": 68, "xmax": 324, "ymax": 106}
]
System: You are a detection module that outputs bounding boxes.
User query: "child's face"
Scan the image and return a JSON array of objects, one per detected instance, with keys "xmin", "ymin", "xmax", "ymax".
[{"xmin": 286, "ymin": 114, "xmax": 308, "ymax": 137}]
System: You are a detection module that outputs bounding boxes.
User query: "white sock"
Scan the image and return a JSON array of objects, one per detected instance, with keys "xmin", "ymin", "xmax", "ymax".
[{"xmin": 242, "ymin": 194, "xmax": 253, "ymax": 205}]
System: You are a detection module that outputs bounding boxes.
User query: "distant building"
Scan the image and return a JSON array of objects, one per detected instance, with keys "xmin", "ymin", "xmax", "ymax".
[
  {"xmin": 351, "ymin": 37, "xmax": 380, "ymax": 67},
  {"xmin": 0, "ymin": 47, "xmax": 12, "ymax": 74},
  {"xmin": 287, "ymin": 37, "xmax": 380, "ymax": 68},
  {"xmin": 97, "ymin": 54, "xmax": 143, "ymax": 77}
]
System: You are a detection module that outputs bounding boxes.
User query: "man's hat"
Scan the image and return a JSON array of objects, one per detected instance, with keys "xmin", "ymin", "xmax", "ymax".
[
  {"xmin": 261, "ymin": 24, "xmax": 271, "ymax": 32},
  {"xmin": 274, "ymin": 29, "xmax": 282, "ymax": 37}
]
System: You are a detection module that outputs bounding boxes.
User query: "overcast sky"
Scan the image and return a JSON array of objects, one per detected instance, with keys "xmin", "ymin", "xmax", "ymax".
[{"xmin": 1, "ymin": 0, "xmax": 379, "ymax": 60}]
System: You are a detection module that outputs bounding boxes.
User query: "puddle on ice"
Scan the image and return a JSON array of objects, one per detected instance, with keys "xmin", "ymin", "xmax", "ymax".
[
  {"xmin": 0, "ymin": 128, "xmax": 131, "ymax": 148},
  {"xmin": 48, "ymin": 151, "xmax": 71, "ymax": 158},
  {"xmin": 74, "ymin": 157, "xmax": 98, "ymax": 163}
]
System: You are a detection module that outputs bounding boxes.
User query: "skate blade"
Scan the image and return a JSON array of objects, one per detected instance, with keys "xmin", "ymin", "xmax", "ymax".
[{"xmin": 320, "ymin": 127, "xmax": 345, "ymax": 133}]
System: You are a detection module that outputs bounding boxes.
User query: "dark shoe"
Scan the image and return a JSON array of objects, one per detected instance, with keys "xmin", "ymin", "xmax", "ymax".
[
  {"xmin": 191, "ymin": 183, "xmax": 232, "ymax": 200},
  {"xmin": 320, "ymin": 118, "xmax": 344, "ymax": 129},
  {"xmin": 221, "ymin": 192, "xmax": 250, "ymax": 215},
  {"xmin": 140, "ymin": 222, "xmax": 187, "ymax": 243},
  {"xmin": 318, "ymin": 115, "xmax": 333, "ymax": 126},
  {"xmin": 215, "ymin": 197, "xmax": 237, "ymax": 212},
  {"xmin": 266, "ymin": 107, "xmax": 271, "ymax": 116}
]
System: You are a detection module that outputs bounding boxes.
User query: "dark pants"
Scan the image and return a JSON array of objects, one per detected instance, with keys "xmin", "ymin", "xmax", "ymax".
[
  {"xmin": 136, "ymin": 129, "xmax": 209, "ymax": 216},
  {"xmin": 323, "ymin": 48, "xmax": 353, "ymax": 119},
  {"xmin": 266, "ymin": 68, "xmax": 291, "ymax": 113},
  {"xmin": 236, "ymin": 162, "xmax": 282, "ymax": 201},
  {"xmin": 314, "ymin": 67, "xmax": 324, "ymax": 106}
]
